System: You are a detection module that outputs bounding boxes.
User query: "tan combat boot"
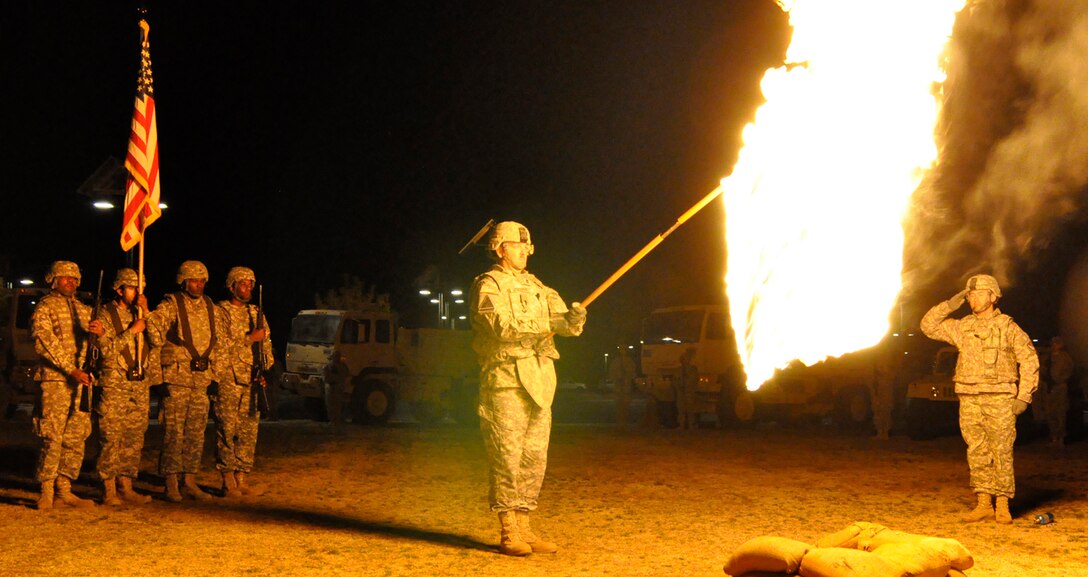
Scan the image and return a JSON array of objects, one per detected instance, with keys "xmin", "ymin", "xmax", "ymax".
[
  {"xmin": 164, "ymin": 474, "xmax": 183, "ymax": 503},
  {"xmin": 55, "ymin": 476, "xmax": 96, "ymax": 508},
  {"xmin": 962, "ymin": 493, "xmax": 993, "ymax": 523},
  {"xmin": 497, "ymin": 511, "xmax": 532, "ymax": 556},
  {"xmin": 118, "ymin": 476, "xmax": 151, "ymax": 504},
  {"xmin": 995, "ymin": 496, "xmax": 1012, "ymax": 524},
  {"xmin": 515, "ymin": 510, "xmax": 558, "ymax": 553},
  {"xmin": 36, "ymin": 481, "xmax": 54, "ymax": 510},
  {"xmin": 221, "ymin": 470, "xmax": 240, "ymax": 498},
  {"xmin": 102, "ymin": 477, "xmax": 123, "ymax": 506},
  {"xmin": 181, "ymin": 474, "xmax": 210, "ymax": 501},
  {"xmin": 235, "ymin": 471, "xmax": 266, "ymax": 496}
]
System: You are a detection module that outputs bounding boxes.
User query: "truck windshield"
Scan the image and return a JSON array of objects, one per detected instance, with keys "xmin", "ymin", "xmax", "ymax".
[
  {"xmin": 643, "ymin": 310, "xmax": 704, "ymax": 344},
  {"xmin": 290, "ymin": 315, "xmax": 342, "ymax": 345}
]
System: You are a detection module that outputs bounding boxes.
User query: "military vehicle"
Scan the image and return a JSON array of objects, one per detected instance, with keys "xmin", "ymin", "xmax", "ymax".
[
  {"xmin": 280, "ymin": 304, "xmax": 478, "ymax": 424},
  {"xmin": 0, "ymin": 286, "xmax": 48, "ymax": 419}
]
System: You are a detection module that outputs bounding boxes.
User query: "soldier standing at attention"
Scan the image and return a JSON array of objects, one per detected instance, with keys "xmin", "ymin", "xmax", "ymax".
[
  {"xmin": 469, "ymin": 221, "xmax": 587, "ymax": 556},
  {"xmin": 147, "ymin": 260, "xmax": 218, "ymax": 502},
  {"xmin": 214, "ymin": 266, "xmax": 274, "ymax": 497},
  {"xmin": 921, "ymin": 274, "xmax": 1038, "ymax": 524},
  {"xmin": 31, "ymin": 260, "xmax": 104, "ymax": 510},
  {"xmin": 96, "ymin": 268, "xmax": 154, "ymax": 506}
]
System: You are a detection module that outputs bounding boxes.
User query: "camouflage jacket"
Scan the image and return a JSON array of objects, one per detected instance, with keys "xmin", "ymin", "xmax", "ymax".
[
  {"xmin": 215, "ymin": 300, "xmax": 274, "ymax": 385},
  {"xmin": 146, "ymin": 292, "xmax": 220, "ymax": 387},
  {"xmin": 921, "ymin": 301, "xmax": 1039, "ymax": 402},
  {"xmin": 95, "ymin": 300, "xmax": 154, "ymax": 384},
  {"xmin": 31, "ymin": 291, "xmax": 93, "ymax": 382}
]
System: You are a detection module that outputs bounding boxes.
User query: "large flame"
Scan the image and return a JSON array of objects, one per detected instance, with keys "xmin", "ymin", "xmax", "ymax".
[{"xmin": 724, "ymin": 1, "xmax": 967, "ymax": 389}]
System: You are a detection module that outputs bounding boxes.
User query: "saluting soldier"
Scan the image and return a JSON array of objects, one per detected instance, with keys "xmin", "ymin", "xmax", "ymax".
[
  {"xmin": 213, "ymin": 266, "xmax": 274, "ymax": 497},
  {"xmin": 95, "ymin": 268, "xmax": 154, "ymax": 506},
  {"xmin": 469, "ymin": 221, "xmax": 586, "ymax": 556},
  {"xmin": 31, "ymin": 260, "xmax": 104, "ymax": 509},
  {"xmin": 146, "ymin": 260, "xmax": 219, "ymax": 502},
  {"xmin": 921, "ymin": 274, "xmax": 1038, "ymax": 524}
]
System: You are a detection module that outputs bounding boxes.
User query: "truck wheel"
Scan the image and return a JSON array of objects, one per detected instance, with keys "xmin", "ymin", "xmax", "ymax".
[
  {"xmin": 733, "ymin": 391, "xmax": 757, "ymax": 424},
  {"xmin": 834, "ymin": 388, "xmax": 871, "ymax": 430},
  {"xmin": 905, "ymin": 397, "xmax": 957, "ymax": 440},
  {"xmin": 305, "ymin": 397, "xmax": 329, "ymax": 422},
  {"xmin": 351, "ymin": 379, "xmax": 394, "ymax": 425}
]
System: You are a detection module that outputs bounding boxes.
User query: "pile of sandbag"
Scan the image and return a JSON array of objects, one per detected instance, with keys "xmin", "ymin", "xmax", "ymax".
[{"xmin": 723, "ymin": 522, "xmax": 973, "ymax": 577}]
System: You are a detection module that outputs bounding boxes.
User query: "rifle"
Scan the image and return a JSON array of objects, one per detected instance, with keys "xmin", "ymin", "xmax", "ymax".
[
  {"xmin": 249, "ymin": 284, "xmax": 271, "ymax": 417},
  {"xmin": 78, "ymin": 270, "xmax": 104, "ymax": 413}
]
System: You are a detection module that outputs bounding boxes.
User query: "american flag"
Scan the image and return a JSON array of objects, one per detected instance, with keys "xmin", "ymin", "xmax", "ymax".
[{"xmin": 121, "ymin": 19, "xmax": 162, "ymax": 251}]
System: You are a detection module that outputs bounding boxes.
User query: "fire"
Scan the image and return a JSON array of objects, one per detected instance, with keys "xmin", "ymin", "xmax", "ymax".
[{"xmin": 723, "ymin": 1, "xmax": 966, "ymax": 389}]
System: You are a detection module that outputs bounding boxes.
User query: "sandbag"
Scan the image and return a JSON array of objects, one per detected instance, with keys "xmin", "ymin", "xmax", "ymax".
[
  {"xmin": 799, "ymin": 547, "xmax": 906, "ymax": 577},
  {"xmin": 869, "ymin": 543, "xmax": 951, "ymax": 577},
  {"xmin": 815, "ymin": 522, "xmax": 883, "ymax": 549},
  {"xmin": 857, "ymin": 526, "xmax": 973, "ymax": 570},
  {"xmin": 723, "ymin": 535, "xmax": 811, "ymax": 576}
]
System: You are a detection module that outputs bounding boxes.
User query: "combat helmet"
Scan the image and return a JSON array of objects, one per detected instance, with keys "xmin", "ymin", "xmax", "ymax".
[
  {"xmin": 175, "ymin": 260, "xmax": 209, "ymax": 285},
  {"xmin": 112, "ymin": 268, "xmax": 145, "ymax": 291},
  {"xmin": 487, "ymin": 221, "xmax": 534, "ymax": 256},
  {"xmin": 225, "ymin": 266, "xmax": 256, "ymax": 288},
  {"xmin": 45, "ymin": 261, "xmax": 81, "ymax": 285},
  {"xmin": 966, "ymin": 274, "xmax": 1001, "ymax": 298}
]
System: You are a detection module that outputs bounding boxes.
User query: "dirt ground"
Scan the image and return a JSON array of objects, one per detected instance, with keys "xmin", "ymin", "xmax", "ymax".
[{"xmin": 1, "ymin": 394, "xmax": 1087, "ymax": 577}]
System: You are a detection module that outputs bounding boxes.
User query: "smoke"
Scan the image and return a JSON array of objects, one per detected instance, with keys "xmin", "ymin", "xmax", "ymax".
[{"xmin": 903, "ymin": 0, "xmax": 1088, "ymax": 295}]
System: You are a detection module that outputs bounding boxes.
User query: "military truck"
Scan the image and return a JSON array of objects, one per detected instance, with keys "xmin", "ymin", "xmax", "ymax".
[
  {"xmin": 0, "ymin": 286, "xmax": 48, "ymax": 419},
  {"xmin": 280, "ymin": 305, "xmax": 478, "ymax": 425},
  {"xmin": 636, "ymin": 305, "xmax": 745, "ymax": 425}
]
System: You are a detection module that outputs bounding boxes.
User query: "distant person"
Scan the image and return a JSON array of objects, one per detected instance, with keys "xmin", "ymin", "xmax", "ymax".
[
  {"xmin": 1044, "ymin": 336, "xmax": 1074, "ymax": 448},
  {"xmin": 95, "ymin": 268, "xmax": 154, "ymax": 506},
  {"xmin": 469, "ymin": 221, "xmax": 586, "ymax": 556},
  {"xmin": 677, "ymin": 348, "xmax": 698, "ymax": 429},
  {"xmin": 31, "ymin": 261, "xmax": 104, "ymax": 509},
  {"xmin": 323, "ymin": 350, "xmax": 350, "ymax": 432},
  {"xmin": 921, "ymin": 274, "xmax": 1038, "ymax": 524},
  {"xmin": 214, "ymin": 267, "xmax": 274, "ymax": 497},
  {"xmin": 870, "ymin": 341, "xmax": 900, "ymax": 441},
  {"xmin": 147, "ymin": 260, "xmax": 220, "ymax": 502},
  {"xmin": 607, "ymin": 345, "xmax": 637, "ymax": 428}
]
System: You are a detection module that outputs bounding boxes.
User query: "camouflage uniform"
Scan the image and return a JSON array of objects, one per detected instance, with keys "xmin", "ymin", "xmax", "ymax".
[
  {"xmin": 607, "ymin": 350, "xmax": 637, "ymax": 427},
  {"xmin": 213, "ymin": 300, "xmax": 273, "ymax": 475},
  {"xmin": 95, "ymin": 298, "xmax": 153, "ymax": 480},
  {"xmin": 147, "ymin": 291, "xmax": 219, "ymax": 476},
  {"xmin": 31, "ymin": 289, "xmax": 95, "ymax": 483},
  {"xmin": 470, "ymin": 264, "xmax": 584, "ymax": 513},
  {"xmin": 921, "ymin": 300, "xmax": 1038, "ymax": 498},
  {"xmin": 1044, "ymin": 344, "xmax": 1074, "ymax": 445}
]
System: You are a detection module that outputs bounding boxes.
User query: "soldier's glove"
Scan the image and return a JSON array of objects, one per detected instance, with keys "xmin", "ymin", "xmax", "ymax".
[
  {"xmin": 945, "ymin": 289, "xmax": 968, "ymax": 310},
  {"xmin": 565, "ymin": 302, "xmax": 587, "ymax": 325},
  {"xmin": 1012, "ymin": 399, "xmax": 1029, "ymax": 416}
]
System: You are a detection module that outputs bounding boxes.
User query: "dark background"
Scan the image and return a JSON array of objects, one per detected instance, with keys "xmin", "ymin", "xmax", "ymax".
[{"xmin": 4, "ymin": 1, "xmax": 1086, "ymax": 383}]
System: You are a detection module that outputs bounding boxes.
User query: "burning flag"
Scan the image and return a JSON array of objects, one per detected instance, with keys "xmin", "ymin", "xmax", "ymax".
[
  {"xmin": 121, "ymin": 18, "xmax": 162, "ymax": 252},
  {"xmin": 723, "ymin": 1, "xmax": 968, "ymax": 389}
]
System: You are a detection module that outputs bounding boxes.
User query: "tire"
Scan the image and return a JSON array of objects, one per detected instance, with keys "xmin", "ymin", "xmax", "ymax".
[
  {"xmin": 351, "ymin": 379, "xmax": 394, "ymax": 425},
  {"xmin": 834, "ymin": 387, "xmax": 871, "ymax": 430},
  {"xmin": 305, "ymin": 396, "xmax": 329, "ymax": 422},
  {"xmin": 906, "ymin": 397, "xmax": 958, "ymax": 440}
]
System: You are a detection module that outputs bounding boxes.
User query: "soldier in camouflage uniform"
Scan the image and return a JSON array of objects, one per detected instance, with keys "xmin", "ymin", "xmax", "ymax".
[
  {"xmin": 213, "ymin": 266, "xmax": 274, "ymax": 497},
  {"xmin": 146, "ymin": 260, "xmax": 219, "ymax": 502},
  {"xmin": 1043, "ymin": 336, "xmax": 1074, "ymax": 448},
  {"xmin": 95, "ymin": 268, "xmax": 154, "ymax": 506},
  {"xmin": 469, "ymin": 221, "xmax": 586, "ymax": 556},
  {"xmin": 31, "ymin": 260, "xmax": 104, "ymax": 510},
  {"xmin": 921, "ymin": 274, "xmax": 1038, "ymax": 524}
]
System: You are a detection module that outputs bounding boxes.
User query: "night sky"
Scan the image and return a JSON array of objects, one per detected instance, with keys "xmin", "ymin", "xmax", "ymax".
[{"xmin": 2, "ymin": 1, "xmax": 790, "ymax": 381}]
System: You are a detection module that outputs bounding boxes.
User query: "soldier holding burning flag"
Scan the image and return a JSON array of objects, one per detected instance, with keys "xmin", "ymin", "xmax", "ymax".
[
  {"xmin": 469, "ymin": 221, "xmax": 586, "ymax": 556},
  {"xmin": 921, "ymin": 274, "xmax": 1038, "ymax": 524}
]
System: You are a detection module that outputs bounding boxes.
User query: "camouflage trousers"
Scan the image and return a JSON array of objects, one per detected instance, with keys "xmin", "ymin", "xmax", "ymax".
[
  {"xmin": 959, "ymin": 392, "xmax": 1017, "ymax": 498},
  {"xmin": 34, "ymin": 380, "xmax": 92, "ymax": 482},
  {"xmin": 159, "ymin": 383, "xmax": 210, "ymax": 475},
  {"xmin": 213, "ymin": 380, "xmax": 259, "ymax": 473},
  {"xmin": 96, "ymin": 381, "xmax": 150, "ymax": 479},
  {"xmin": 478, "ymin": 386, "xmax": 552, "ymax": 513}
]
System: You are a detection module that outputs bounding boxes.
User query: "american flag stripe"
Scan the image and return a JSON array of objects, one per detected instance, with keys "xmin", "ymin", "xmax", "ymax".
[{"xmin": 121, "ymin": 19, "xmax": 162, "ymax": 252}]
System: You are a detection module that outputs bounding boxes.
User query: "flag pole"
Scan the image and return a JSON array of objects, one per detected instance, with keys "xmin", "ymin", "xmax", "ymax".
[{"xmin": 579, "ymin": 184, "xmax": 724, "ymax": 308}]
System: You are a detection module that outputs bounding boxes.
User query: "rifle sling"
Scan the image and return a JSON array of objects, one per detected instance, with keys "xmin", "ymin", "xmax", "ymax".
[
  {"xmin": 106, "ymin": 303, "xmax": 140, "ymax": 372},
  {"xmin": 173, "ymin": 292, "xmax": 217, "ymax": 363}
]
